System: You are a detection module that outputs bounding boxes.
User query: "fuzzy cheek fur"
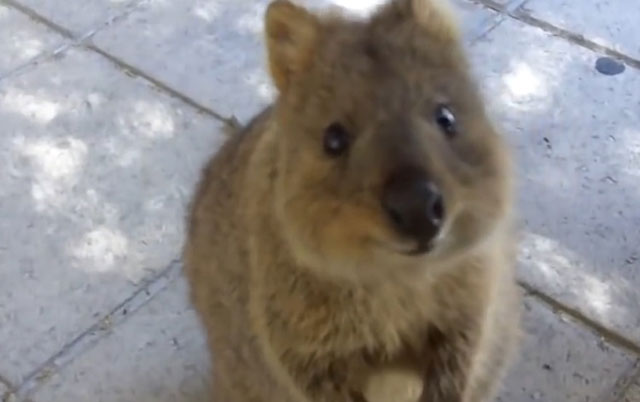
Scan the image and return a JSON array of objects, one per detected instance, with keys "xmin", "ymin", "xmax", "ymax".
[{"xmin": 274, "ymin": 171, "xmax": 393, "ymax": 279}]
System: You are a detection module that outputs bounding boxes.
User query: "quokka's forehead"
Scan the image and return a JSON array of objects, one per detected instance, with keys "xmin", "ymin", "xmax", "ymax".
[
  {"xmin": 316, "ymin": 30, "xmax": 465, "ymax": 84},
  {"xmin": 312, "ymin": 46, "xmax": 468, "ymax": 109}
]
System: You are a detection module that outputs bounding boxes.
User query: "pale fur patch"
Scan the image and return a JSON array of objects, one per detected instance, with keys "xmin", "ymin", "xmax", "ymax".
[{"xmin": 363, "ymin": 365, "xmax": 424, "ymax": 402}]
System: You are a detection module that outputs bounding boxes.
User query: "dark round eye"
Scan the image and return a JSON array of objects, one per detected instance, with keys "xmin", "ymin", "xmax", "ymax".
[
  {"xmin": 435, "ymin": 104, "xmax": 457, "ymax": 137},
  {"xmin": 323, "ymin": 123, "xmax": 350, "ymax": 157}
]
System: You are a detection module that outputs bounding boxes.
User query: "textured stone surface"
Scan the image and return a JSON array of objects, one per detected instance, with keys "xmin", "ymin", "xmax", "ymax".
[
  {"xmin": 30, "ymin": 276, "xmax": 210, "ymax": 402},
  {"xmin": 91, "ymin": 0, "xmax": 497, "ymax": 122},
  {"xmin": 497, "ymin": 297, "xmax": 637, "ymax": 401},
  {"xmin": 469, "ymin": 18, "xmax": 640, "ymax": 344},
  {"xmin": 93, "ymin": 0, "xmax": 281, "ymax": 122},
  {"xmin": 11, "ymin": 0, "xmax": 140, "ymax": 35},
  {"xmin": 523, "ymin": 0, "xmax": 640, "ymax": 60},
  {"xmin": 451, "ymin": 0, "xmax": 499, "ymax": 41},
  {"xmin": 0, "ymin": 4, "xmax": 65, "ymax": 76},
  {"xmin": 0, "ymin": 47, "xmax": 223, "ymax": 384}
]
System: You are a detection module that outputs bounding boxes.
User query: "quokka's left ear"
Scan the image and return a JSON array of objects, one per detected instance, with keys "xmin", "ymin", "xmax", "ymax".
[{"xmin": 265, "ymin": 0, "xmax": 321, "ymax": 92}]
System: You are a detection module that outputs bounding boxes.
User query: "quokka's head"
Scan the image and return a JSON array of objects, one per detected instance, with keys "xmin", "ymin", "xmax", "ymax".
[{"xmin": 265, "ymin": 0, "xmax": 514, "ymax": 280}]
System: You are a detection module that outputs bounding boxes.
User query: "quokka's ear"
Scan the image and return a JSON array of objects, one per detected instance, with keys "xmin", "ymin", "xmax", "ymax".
[
  {"xmin": 265, "ymin": 0, "xmax": 320, "ymax": 92},
  {"xmin": 372, "ymin": 0, "xmax": 460, "ymax": 42},
  {"xmin": 412, "ymin": 0, "xmax": 460, "ymax": 40}
]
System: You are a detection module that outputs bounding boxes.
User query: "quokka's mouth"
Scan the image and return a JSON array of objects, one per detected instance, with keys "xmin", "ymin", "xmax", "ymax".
[
  {"xmin": 402, "ymin": 217, "xmax": 453, "ymax": 257},
  {"xmin": 406, "ymin": 239, "xmax": 435, "ymax": 256}
]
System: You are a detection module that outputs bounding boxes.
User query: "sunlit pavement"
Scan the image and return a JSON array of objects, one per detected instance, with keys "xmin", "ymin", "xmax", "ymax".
[{"xmin": 1, "ymin": 0, "xmax": 639, "ymax": 401}]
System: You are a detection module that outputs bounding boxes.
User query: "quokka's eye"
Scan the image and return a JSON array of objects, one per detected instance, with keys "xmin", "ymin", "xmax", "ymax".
[
  {"xmin": 435, "ymin": 104, "xmax": 457, "ymax": 138},
  {"xmin": 323, "ymin": 122, "xmax": 350, "ymax": 157}
]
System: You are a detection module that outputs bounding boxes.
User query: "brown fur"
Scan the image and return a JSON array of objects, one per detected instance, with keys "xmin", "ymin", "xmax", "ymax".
[{"xmin": 183, "ymin": 0, "xmax": 521, "ymax": 401}]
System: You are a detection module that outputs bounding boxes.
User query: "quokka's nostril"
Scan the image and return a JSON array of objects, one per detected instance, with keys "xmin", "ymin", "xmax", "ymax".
[
  {"xmin": 427, "ymin": 190, "xmax": 445, "ymax": 227},
  {"xmin": 387, "ymin": 207, "xmax": 405, "ymax": 228}
]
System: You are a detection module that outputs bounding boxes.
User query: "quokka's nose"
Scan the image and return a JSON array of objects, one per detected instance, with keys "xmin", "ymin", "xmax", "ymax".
[{"xmin": 382, "ymin": 166, "xmax": 445, "ymax": 249}]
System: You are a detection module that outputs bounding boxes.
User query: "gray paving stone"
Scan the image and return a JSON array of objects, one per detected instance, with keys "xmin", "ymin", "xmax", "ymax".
[
  {"xmin": 91, "ymin": 0, "xmax": 496, "ymax": 122},
  {"xmin": 30, "ymin": 276, "xmax": 210, "ymax": 402},
  {"xmin": 0, "ymin": 47, "xmax": 224, "ymax": 384},
  {"xmin": 0, "ymin": 4, "xmax": 65, "ymax": 76},
  {"xmin": 469, "ymin": 18, "xmax": 640, "ymax": 344},
  {"xmin": 481, "ymin": 0, "xmax": 510, "ymax": 5},
  {"xmin": 451, "ymin": 0, "xmax": 500, "ymax": 41},
  {"xmin": 522, "ymin": 0, "xmax": 640, "ymax": 61},
  {"xmin": 497, "ymin": 297, "xmax": 637, "ymax": 402},
  {"xmin": 92, "ymin": 0, "xmax": 279, "ymax": 123},
  {"xmin": 11, "ymin": 0, "xmax": 140, "ymax": 35}
]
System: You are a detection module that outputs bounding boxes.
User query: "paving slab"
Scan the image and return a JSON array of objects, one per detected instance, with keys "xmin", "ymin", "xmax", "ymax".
[
  {"xmin": 451, "ymin": 0, "xmax": 500, "ymax": 42},
  {"xmin": 468, "ymin": 18, "xmax": 640, "ymax": 344},
  {"xmin": 0, "ymin": 47, "xmax": 224, "ymax": 384},
  {"xmin": 522, "ymin": 0, "xmax": 640, "ymax": 61},
  {"xmin": 10, "ymin": 0, "xmax": 140, "ymax": 35},
  {"xmin": 91, "ymin": 0, "xmax": 496, "ymax": 122},
  {"xmin": 0, "ymin": 4, "xmax": 65, "ymax": 76},
  {"xmin": 497, "ymin": 297, "xmax": 637, "ymax": 402},
  {"xmin": 30, "ymin": 276, "xmax": 210, "ymax": 402}
]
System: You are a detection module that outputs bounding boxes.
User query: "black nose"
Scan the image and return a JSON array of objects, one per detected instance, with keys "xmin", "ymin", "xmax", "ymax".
[{"xmin": 382, "ymin": 166, "xmax": 445, "ymax": 247}]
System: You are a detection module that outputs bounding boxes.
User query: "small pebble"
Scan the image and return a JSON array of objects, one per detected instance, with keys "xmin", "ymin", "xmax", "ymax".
[{"xmin": 595, "ymin": 57, "xmax": 625, "ymax": 75}]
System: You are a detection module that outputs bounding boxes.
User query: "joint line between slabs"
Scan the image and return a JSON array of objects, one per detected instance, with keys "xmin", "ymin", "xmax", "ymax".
[
  {"xmin": 13, "ymin": 260, "xmax": 183, "ymax": 400},
  {"xmin": 519, "ymin": 281, "xmax": 640, "ymax": 358},
  {"xmin": 471, "ymin": 0, "xmax": 640, "ymax": 71},
  {"xmin": 509, "ymin": 10, "xmax": 640, "ymax": 70},
  {"xmin": 0, "ymin": 0, "xmax": 74, "ymax": 38},
  {"xmin": 465, "ymin": 11, "xmax": 505, "ymax": 44},
  {"xmin": 0, "ymin": 0, "xmax": 240, "ymax": 127},
  {"xmin": 85, "ymin": 44, "xmax": 239, "ymax": 127}
]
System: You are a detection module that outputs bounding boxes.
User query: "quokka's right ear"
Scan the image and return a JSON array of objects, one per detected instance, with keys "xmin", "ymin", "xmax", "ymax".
[{"xmin": 265, "ymin": 0, "xmax": 321, "ymax": 92}]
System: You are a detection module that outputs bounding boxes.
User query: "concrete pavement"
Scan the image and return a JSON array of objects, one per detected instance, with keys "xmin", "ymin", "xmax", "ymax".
[{"xmin": 0, "ymin": 0, "xmax": 639, "ymax": 401}]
